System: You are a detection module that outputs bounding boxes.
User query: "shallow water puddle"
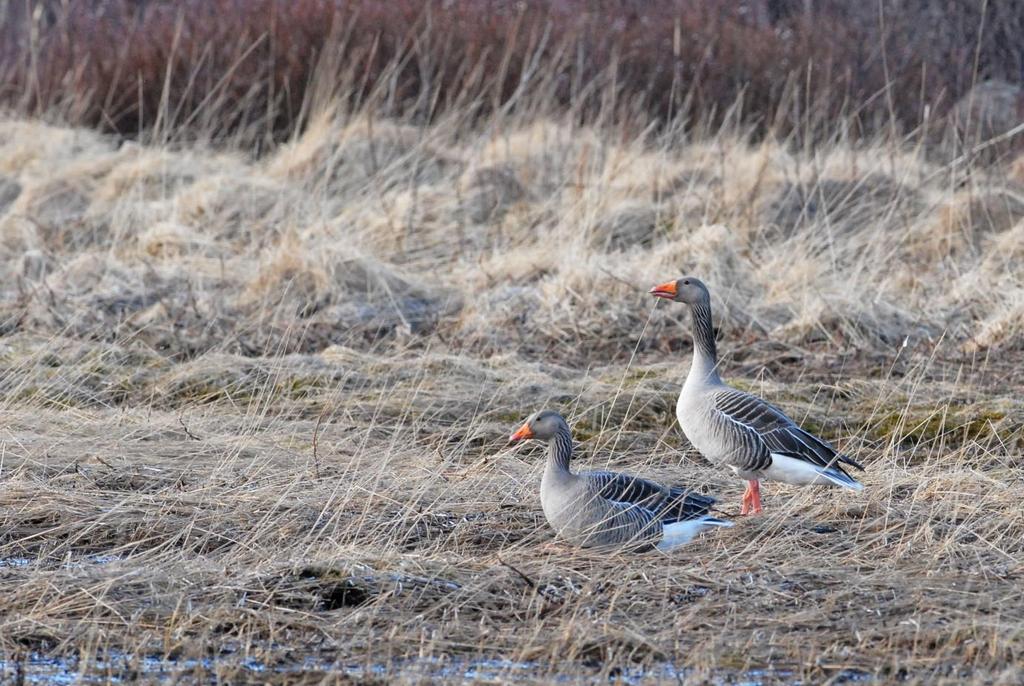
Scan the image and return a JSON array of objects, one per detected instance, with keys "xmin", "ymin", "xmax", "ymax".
[
  {"xmin": 0, "ymin": 554, "xmax": 122, "ymax": 570},
  {"xmin": 0, "ymin": 557, "xmax": 32, "ymax": 568},
  {"xmin": 0, "ymin": 651, "xmax": 874, "ymax": 684}
]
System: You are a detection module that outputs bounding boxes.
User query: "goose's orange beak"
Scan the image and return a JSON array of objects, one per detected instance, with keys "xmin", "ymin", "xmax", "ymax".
[
  {"xmin": 508, "ymin": 422, "xmax": 534, "ymax": 444},
  {"xmin": 649, "ymin": 280, "xmax": 677, "ymax": 300}
]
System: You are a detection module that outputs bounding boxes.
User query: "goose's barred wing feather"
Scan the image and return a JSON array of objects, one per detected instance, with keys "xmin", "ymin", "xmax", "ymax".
[
  {"xmin": 601, "ymin": 498, "xmax": 660, "ymax": 544},
  {"xmin": 584, "ymin": 471, "xmax": 715, "ymax": 523},
  {"xmin": 712, "ymin": 388, "xmax": 863, "ymax": 474}
]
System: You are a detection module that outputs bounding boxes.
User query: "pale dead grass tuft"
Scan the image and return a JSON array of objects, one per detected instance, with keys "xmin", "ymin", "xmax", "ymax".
[
  {"xmin": 135, "ymin": 221, "xmax": 205, "ymax": 259},
  {"xmin": 9, "ymin": 113, "xmax": 1010, "ymax": 359},
  {"xmin": 938, "ymin": 188, "xmax": 1024, "ymax": 250},
  {"xmin": 269, "ymin": 115, "xmax": 461, "ymax": 202}
]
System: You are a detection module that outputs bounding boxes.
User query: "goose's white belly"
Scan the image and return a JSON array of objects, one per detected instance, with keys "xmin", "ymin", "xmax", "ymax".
[{"xmin": 759, "ymin": 453, "xmax": 835, "ymax": 485}]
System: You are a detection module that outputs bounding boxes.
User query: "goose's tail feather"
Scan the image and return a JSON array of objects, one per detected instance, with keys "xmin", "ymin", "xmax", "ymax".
[
  {"xmin": 819, "ymin": 467, "xmax": 864, "ymax": 491},
  {"xmin": 656, "ymin": 516, "xmax": 733, "ymax": 551}
]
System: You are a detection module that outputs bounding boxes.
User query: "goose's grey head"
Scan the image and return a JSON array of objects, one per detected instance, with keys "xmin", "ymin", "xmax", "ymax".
[
  {"xmin": 649, "ymin": 276, "xmax": 710, "ymax": 306},
  {"xmin": 508, "ymin": 410, "xmax": 568, "ymax": 443}
]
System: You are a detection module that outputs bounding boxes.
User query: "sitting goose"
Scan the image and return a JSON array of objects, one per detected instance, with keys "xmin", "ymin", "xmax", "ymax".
[
  {"xmin": 508, "ymin": 410, "xmax": 732, "ymax": 550},
  {"xmin": 649, "ymin": 277, "xmax": 864, "ymax": 514}
]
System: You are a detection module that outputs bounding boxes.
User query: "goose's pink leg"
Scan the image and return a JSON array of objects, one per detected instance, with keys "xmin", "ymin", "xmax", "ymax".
[
  {"xmin": 740, "ymin": 480, "xmax": 763, "ymax": 516},
  {"xmin": 749, "ymin": 480, "xmax": 763, "ymax": 514}
]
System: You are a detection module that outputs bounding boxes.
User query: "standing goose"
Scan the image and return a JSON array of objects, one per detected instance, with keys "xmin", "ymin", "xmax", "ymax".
[
  {"xmin": 508, "ymin": 410, "xmax": 732, "ymax": 550},
  {"xmin": 649, "ymin": 277, "xmax": 864, "ymax": 514}
]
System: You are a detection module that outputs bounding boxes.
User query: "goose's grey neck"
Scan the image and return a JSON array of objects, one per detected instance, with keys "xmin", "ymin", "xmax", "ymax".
[
  {"xmin": 547, "ymin": 425, "xmax": 574, "ymax": 474},
  {"xmin": 688, "ymin": 301, "xmax": 721, "ymax": 383}
]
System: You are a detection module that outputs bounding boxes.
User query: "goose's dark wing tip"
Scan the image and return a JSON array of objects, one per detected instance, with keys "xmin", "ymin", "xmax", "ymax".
[
  {"xmin": 842, "ymin": 454, "xmax": 866, "ymax": 471},
  {"xmin": 689, "ymin": 491, "xmax": 717, "ymax": 509}
]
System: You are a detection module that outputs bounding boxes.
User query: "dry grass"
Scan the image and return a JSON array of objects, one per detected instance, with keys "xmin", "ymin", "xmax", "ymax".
[
  {"xmin": 1, "ymin": 61, "xmax": 1024, "ymax": 683},
  {"xmin": 0, "ymin": 339, "xmax": 1022, "ymax": 683}
]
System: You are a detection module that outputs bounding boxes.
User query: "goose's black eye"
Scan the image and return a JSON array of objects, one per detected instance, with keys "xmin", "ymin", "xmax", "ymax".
[{"xmin": 683, "ymin": 280, "xmax": 690, "ymax": 285}]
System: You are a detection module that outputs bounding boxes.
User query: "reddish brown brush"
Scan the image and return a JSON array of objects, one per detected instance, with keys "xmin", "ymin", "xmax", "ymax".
[{"xmin": 2, "ymin": 1, "xmax": 1022, "ymax": 145}]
